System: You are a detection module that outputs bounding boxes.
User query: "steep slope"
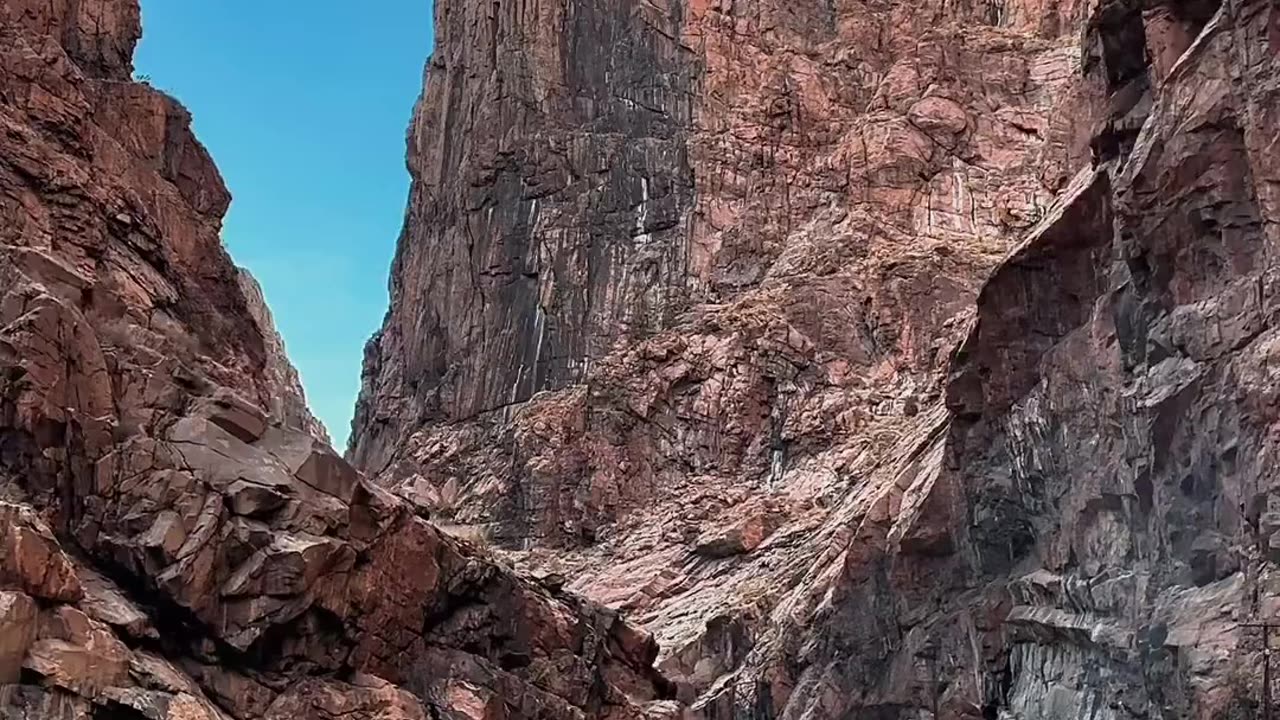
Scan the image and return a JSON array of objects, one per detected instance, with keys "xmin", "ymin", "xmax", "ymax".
[
  {"xmin": 0, "ymin": 3, "xmax": 675, "ymax": 719},
  {"xmin": 350, "ymin": 0, "xmax": 1089, "ymax": 712},
  {"xmin": 933, "ymin": 0, "xmax": 1280, "ymax": 715},
  {"xmin": 353, "ymin": 0, "xmax": 1280, "ymax": 717}
]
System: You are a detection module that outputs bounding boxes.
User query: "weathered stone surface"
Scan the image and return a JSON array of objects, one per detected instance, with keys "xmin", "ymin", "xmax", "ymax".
[
  {"xmin": 0, "ymin": 590, "xmax": 38, "ymax": 683},
  {"xmin": 262, "ymin": 676, "xmax": 426, "ymax": 720},
  {"xmin": 0, "ymin": 686, "xmax": 95, "ymax": 720},
  {"xmin": 78, "ymin": 566, "xmax": 158, "ymax": 641},
  {"xmin": 0, "ymin": 503, "xmax": 82, "ymax": 603},
  {"xmin": 24, "ymin": 606, "xmax": 132, "ymax": 696},
  {"xmin": 224, "ymin": 479, "xmax": 290, "ymax": 518},
  {"xmin": 350, "ymin": 0, "xmax": 1280, "ymax": 717},
  {"xmin": 6, "ymin": 0, "xmax": 1277, "ymax": 717},
  {"xmin": 199, "ymin": 387, "xmax": 269, "ymax": 444},
  {"xmin": 691, "ymin": 509, "xmax": 780, "ymax": 559},
  {"xmin": 4, "ymin": 0, "xmax": 141, "ymax": 81},
  {"xmin": 349, "ymin": 0, "xmax": 1093, "ymax": 714},
  {"xmin": 0, "ymin": 3, "xmax": 678, "ymax": 720},
  {"xmin": 259, "ymin": 428, "xmax": 360, "ymax": 502}
]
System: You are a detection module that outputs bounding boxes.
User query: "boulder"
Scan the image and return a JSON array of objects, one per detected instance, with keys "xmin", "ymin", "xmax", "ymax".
[
  {"xmin": 224, "ymin": 479, "xmax": 290, "ymax": 518},
  {"xmin": 23, "ymin": 607, "xmax": 131, "ymax": 697},
  {"xmin": 197, "ymin": 387, "xmax": 268, "ymax": 444},
  {"xmin": 78, "ymin": 568, "xmax": 158, "ymax": 642},
  {"xmin": 692, "ymin": 511, "xmax": 780, "ymax": 559},
  {"xmin": 259, "ymin": 428, "xmax": 359, "ymax": 502}
]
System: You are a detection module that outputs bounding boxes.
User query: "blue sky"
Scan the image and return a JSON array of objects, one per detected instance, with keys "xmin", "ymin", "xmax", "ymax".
[{"xmin": 135, "ymin": 1, "xmax": 432, "ymax": 448}]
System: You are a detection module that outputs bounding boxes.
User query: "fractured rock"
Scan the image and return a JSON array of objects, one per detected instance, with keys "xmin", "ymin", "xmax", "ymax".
[
  {"xmin": 224, "ymin": 479, "xmax": 290, "ymax": 518},
  {"xmin": 260, "ymin": 428, "xmax": 359, "ymax": 502},
  {"xmin": 24, "ymin": 606, "xmax": 131, "ymax": 697},
  {"xmin": 0, "ymin": 591, "xmax": 38, "ymax": 683},
  {"xmin": 0, "ymin": 503, "xmax": 83, "ymax": 603},
  {"xmin": 692, "ymin": 512, "xmax": 780, "ymax": 559},
  {"xmin": 346, "ymin": 0, "xmax": 1280, "ymax": 716},
  {"xmin": 197, "ymin": 387, "xmax": 268, "ymax": 444},
  {"xmin": 0, "ymin": 3, "xmax": 679, "ymax": 719}
]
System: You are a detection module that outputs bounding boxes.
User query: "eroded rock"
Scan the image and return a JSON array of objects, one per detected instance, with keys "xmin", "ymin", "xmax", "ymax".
[
  {"xmin": 0, "ymin": 3, "xmax": 680, "ymax": 720},
  {"xmin": 0, "ymin": 504, "xmax": 82, "ymax": 603},
  {"xmin": 0, "ymin": 591, "xmax": 38, "ymax": 683},
  {"xmin": 348, "ymin": 0, "xmax": 1280, "ymax": 717}
]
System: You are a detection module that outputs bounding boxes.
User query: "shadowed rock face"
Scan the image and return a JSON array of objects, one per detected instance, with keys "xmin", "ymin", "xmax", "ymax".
[
  {"xmin": 350, "ymin": 0, "xmax": 700, "ymax": 475},
  {"xmin": 353, "ymin": 0, "xmax": 1280, "ymax": 716},
  {"xmin": 6, "ymin": 0, "xmax": 1279, "ymax": 718},
  {"xmin": 0, "ymin": 3, "xmax": 678, "ymax": 719},
  {"xmin": 932, "ymin": 2, "xmax": 1280, "ymax": 715}
]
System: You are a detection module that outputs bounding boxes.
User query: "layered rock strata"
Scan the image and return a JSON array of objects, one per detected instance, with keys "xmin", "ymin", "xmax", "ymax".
[
  {"xmin": 351, "ymin": 0, "xmax": 1090, "ymax": 707},
  {"xmin": 353, "ymin": 0, "xmax": 1280, "ymax": 717},
  {"xmin": 0, "ymin": 2, "xmax": 675, "ymax": 719}
]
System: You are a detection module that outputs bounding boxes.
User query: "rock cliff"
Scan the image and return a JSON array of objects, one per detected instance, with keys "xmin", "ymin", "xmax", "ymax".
[
  {"xmin": 353, "ymin": 0, "xmax": 1280, "ymax": 717},
  {"xmin": 4, "ymin": 0, "xmax": 1278, "ymax": 717},
  {"xmin": 0, "ymin": 2, "xmax": 675, "ymax": 719}
]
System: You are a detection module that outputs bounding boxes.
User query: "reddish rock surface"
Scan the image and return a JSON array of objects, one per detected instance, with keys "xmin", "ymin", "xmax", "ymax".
[
  {"xmin": 5, "ymin": 0, "xmax": 1279, "ymax": 717},
  {"xmin": 0, "ymin": 2, "xmax": 676, "ymax": 719},
  {"xmin": 353, "ymin": 0, "xmax": 1280, "ymax": 717}
]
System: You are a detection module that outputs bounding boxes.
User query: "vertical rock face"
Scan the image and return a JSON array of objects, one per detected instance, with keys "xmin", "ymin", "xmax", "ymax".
[
  {"xmin": 352, "ymin": 0, "xmax": 1093, "ymax": 482},
  {"xmin": 354, "ymin": 0, "xmax": 1280, "ymax": 718},
  {"xmin": 0, "ymin": 3, "xmax": 676, "ymax": 719},
  {"xmin": 936, "ymin": 2, "xmax": 1280, "ymax": 716},
  {"xmin": 354, "ymin": 0, "xmax": 1086, "ymax": 696},
  {"xmin": 6, "ymin": 0, "xmax": 1277, "ymax": 717},
  {"xmin": 352, "ymin": 0, "xmax": 700, "ymax": 472}
]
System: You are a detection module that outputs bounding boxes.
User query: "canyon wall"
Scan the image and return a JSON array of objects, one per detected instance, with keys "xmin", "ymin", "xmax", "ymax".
[
  {"xmin": 3, "ymin": 0, "xmax": 1276, "ymax": 718},
  {"xmin": 0, "ymin": 3, "xmax": 676, "ymax": 719},
  {"xmin": 353, "ymin": 0, "xmax": 1280, "ymax": 717}
]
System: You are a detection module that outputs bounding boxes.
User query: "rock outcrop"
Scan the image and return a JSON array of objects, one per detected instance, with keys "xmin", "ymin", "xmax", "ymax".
[
  {"xmin": 0, "ymin": 2, "xmax": 675, "ymax": 719},
  {"xmin": 6, "ymin": 0, "xmax": 1278, "ymax": 717},
  {"xmin": 353, "ymin": 0, "xmax": 1280, "ymax": 717},
  {"xmin": 931, "ymin": 2, "xmax": 1279, "ymax": 715},
  {"xmin": 351, "ymin": 0, "xmax": 1090, "ymax": 706}
]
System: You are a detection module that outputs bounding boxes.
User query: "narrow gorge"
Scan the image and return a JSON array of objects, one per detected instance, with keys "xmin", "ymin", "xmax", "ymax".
[{"xmin": 2, "ymin": 0, "xmax": 1279, "ymax": 719}]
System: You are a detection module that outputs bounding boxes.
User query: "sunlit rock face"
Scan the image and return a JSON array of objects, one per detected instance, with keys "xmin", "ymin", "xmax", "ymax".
[
  {"xmin": 5, "ymin": 0, "xmax": 1277, "ymax": 717},
  {"xmin": 0, "ymin": 2, "xmax": 677, "ymax": 719},
  {"xmin": 353, "ymin": 0, "xmax": 1280, "ymax": 716}
]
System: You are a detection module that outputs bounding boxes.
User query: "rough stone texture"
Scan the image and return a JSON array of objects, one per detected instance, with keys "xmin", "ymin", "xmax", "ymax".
[
  {"xmin": 0, "ymin": 3, "xmax": 677, "ymax": 720},
  {"xmin": 0, "ymin": 590, "xmax": 38, "ymax": 683},
  {"xmin": 6, "ymin": 0, "xmax": 1278, "ymax": 717},
  {"xmin": 351, "ymin": 0, "xmax": 1090, "ymax": 707},
  {"xmin": 352, "ymin": 0, "xmax": 1094, "ymax": 487},
  {"xmin": 353, "ymin": 0, "xmax": 1280, "ymax": 717},
  {"xmin": 929, "ymin": 2, "xmax": 1280, "ymax": 716}
]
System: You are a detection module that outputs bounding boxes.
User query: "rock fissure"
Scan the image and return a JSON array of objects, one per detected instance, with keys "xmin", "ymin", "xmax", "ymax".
[{"xmin": 6, "ymin": 0, "xmax": 1280, "ymax": 718}]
